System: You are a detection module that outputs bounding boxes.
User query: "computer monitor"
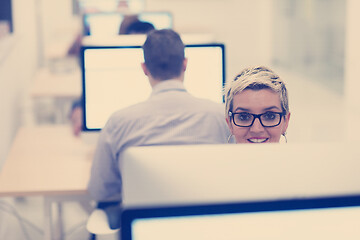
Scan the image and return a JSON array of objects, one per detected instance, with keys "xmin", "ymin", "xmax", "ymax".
[
  {"xmin": 78, "ymin": 0, "xmax": 120, "ymax": 13},
  {"xmin": 121, "ymin": 195, "xmax": 360, "ymax": 240},
  {"xmin": 81, "ymin": 44, "xmax": 225, "ymax": 131},
  {"xmin": 82, "ymin": 11, "xmax": 173, "ymax": 36},
  {"xmin": 120, "ymin": 142, "xmax": 360, "ymax": 208}
]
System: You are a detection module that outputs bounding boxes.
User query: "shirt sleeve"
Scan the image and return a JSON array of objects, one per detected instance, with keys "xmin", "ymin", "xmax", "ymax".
[{"xmin": 87, "ymin": 120, "xmax": 122, "ymax": 201}]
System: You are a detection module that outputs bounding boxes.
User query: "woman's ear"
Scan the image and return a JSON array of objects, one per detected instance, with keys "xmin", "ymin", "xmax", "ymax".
[
  {"xmin": 225, "ymin": 117, "xmax": 233, "ymax": 133},
  {"xmin": 282, "ymin": 112, "xmax": 291, "ymax": 133}
]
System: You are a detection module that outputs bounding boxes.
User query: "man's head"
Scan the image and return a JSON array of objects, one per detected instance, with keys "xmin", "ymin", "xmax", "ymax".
[{"xmin": 142, "ymin": 29, "xmax": 186, "ymax": 81}]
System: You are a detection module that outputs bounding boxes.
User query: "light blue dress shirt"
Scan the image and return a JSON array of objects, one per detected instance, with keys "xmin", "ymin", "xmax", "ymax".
[{"xmin": 87, "ymin": 80, "xmax": 230, "ymax": 201}]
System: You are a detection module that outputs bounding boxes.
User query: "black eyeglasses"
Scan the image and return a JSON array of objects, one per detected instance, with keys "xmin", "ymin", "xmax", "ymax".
[{"xmin": 228, "ymin": 111, "xmax": 285, "ymax": 127}]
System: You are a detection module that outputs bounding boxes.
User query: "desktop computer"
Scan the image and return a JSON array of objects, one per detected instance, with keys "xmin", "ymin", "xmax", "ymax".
[
  {"xmin": 120, "ymin": 142, "xmax": 360, "ymax": 240},
  {"xmin": 122, "ymin": 195, "xmax": 360, "ymax": 240},
  {"xmin": 81, "ymin": 44, "xmax": 225, "ymax": 132}
]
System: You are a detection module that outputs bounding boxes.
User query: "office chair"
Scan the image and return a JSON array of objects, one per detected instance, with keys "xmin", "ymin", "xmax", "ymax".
[{"xmin": 86, "ymin": 208, "xmax": 120, "ymax": 239}]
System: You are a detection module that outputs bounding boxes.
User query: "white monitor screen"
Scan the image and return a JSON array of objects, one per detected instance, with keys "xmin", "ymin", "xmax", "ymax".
[
  {"xmin": 81, "ymin": 44, "xmax": 225, "ymax": 131},
  {"xmin": 83, "ymin": 12, "xmax": 173, "ymax": 36},
  {"xmin": 121, "ymin": 196, "xmax": 360, "ymax": 240}
]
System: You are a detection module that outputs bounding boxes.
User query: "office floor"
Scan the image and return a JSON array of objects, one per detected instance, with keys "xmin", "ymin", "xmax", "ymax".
[{"xmin": 1, "ymin": 68, "xmax": 359, "ymax": 240}]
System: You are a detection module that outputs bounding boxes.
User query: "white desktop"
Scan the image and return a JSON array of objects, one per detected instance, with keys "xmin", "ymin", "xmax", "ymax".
[{"xmin": 120, "ymin": 142, "xmax": 360, "ymax": 208}]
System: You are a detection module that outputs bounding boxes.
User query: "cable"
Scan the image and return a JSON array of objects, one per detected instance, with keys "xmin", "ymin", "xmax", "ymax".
[
  {"xmin": 0, "ymin": 199, "xmax": 91, "ymax": 239},
  {"xmin": 65, "ymin": 220, "xmax": 87, "ymax": 237},
  {"xmin": 0, "ymin": 200, "xmax": 43, "ymax": 240},
  {"xmin": 0, "ymin": 200, "xmax": 32, "ymax": 240},
  {"xmin": 0, "ymin": 201, "xmax": 43, "ymax": 234}
]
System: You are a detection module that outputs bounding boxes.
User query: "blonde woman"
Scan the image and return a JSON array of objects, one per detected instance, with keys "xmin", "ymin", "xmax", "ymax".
[{"xmin": 224, "ymin": 66, "xmax": 290, "ymax": 143}]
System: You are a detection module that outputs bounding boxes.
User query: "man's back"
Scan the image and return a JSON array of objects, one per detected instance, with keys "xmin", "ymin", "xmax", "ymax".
[
  {"xmin": 87, "ymin": 29, "xmax": 230, "ymax": 202},
  {"xmin": 88, "ymin": 80, "xmax": 229, "ymax": 200},
  {"xmin": 111, "ymin": 80, "xmax": 228, "ymax": 144}
]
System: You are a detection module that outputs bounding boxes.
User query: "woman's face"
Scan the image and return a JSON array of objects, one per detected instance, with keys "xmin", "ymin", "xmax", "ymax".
[{"xmin": 226, "ymin": 89, "xmax": 290, "ymax": 143}]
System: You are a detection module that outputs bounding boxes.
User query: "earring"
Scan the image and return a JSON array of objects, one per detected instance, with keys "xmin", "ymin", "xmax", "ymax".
[
  {"xmin": 227, "ymin": 134, "xmax": 233, "ymax": 143},
  {"xmin": 282, "ymin": 132, "xmax": 287, "ymax": 143}
]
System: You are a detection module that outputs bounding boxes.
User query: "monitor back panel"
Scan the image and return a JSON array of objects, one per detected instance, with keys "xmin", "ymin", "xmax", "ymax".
[{"xmin": 121, "ymin": 143, "xmax": 360, "ymax": 208}]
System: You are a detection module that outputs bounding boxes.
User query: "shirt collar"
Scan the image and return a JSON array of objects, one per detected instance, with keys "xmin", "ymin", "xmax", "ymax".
[{"xmin": 151, "ymin": 79, "xmax": 186, "ymax": 96}]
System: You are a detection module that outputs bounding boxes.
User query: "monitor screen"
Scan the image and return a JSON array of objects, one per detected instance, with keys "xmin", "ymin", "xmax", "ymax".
[
  {"xmin": 83, "ymin": 11, "xmax": 173, "ymax": 36},
  {"xmin": 81, "ymin": 44, "xmax": 225, "ymax": 131},
  {"xmin": 121, "ymin": 195, "xmax": 360, "ymax": 240}
]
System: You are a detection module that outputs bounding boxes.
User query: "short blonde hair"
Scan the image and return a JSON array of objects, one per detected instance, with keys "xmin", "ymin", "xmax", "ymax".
[{"xmin": 224, "ymin": 66, "xmax": 289, "ymax": 117}]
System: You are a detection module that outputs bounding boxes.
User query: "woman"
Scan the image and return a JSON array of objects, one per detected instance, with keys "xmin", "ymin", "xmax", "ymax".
[{"xmin": 224, "ymin": 66, "xmax": 290, "ymax": 143}]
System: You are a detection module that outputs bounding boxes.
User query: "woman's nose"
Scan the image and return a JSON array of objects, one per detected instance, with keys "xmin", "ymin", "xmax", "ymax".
[{"xmin": 249, "ymin": 118, "xmax": 265, "ymax": 132}]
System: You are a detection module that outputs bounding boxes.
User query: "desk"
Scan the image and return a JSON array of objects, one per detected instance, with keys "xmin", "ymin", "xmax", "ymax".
[
  {"xmin": 0, "ymin": 125, "xmax": 95, "ymax": 240},
  {"xmin": 29, "ymin": 68, "xmax": 82, "ymax": 124},
  {"xmin": 30, "ymin": 68, "xmax": 81, "ymax": 99}
]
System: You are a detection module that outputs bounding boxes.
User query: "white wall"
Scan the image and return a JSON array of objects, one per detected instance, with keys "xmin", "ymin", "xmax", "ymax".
[
  {"xmin": 345, "ymin": 0, "xmax": 360, "ymax": 107},
  {"xmin": 40, "ymin": 0, "xmax": 81, "ymax": 62},
  {"xmin": 0, "ymin": 0, "xmax": 38, "ymax": 167},
  {"xmin": 344, "ymin": 0, "xmax": 360, "ymax": 141}
]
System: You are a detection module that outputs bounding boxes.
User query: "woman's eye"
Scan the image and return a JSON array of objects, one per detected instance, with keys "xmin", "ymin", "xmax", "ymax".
[
  {"xmin": 263, "ymin": 112, "xmax": 276, "ymax": 120},
  {"xmin": 237, "ymin": 113, "xmax": 251, "ymax": 121}
]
